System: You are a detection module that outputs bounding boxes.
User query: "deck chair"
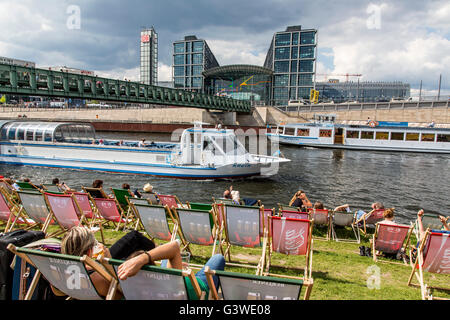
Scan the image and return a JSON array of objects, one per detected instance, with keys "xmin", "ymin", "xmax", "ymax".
[
  {"xmin": 7, "ymin": 244, "xmax": 118, "ymax": 300},
  {"xmin": 158, "ymin": 194, "xmax": 185, "ymax": 209},
  {"xmin": 205, "ymin": 267, "xmax": 313, "ymax": 300},
  {"xmin": 278, "ymin": 203, "xmax": 301, "ymax": 212},
  {"xmin": 140, "ymin": 192, "xmax": 159, "ymax": 204},
  {"xmin": 407, "ymin": 230, "xmax": 450, "ymax": 300},
  {"xmin": 44, "ymin": 192, "xmax": 102, "ymax": 240},
  {"xmin": 16, "ymin": 190, "xmax": 55, "ymax": 231},
  {"xmin": 308, "ymin": 208, "xmax": 331, "ymax": 240},
  {"xmin": 0, "ymin": 188, "xmax": 34, "ymax": 232},
  {"xmin": 221, "ymin": 204, "xmax": 267, "ymax": 274},
  {"xmin": 0, "ymin": 179, "xmax": 18, "ymax": 197},
  {"xmin": 187, "ymin": 202, "xmax": 213, "ymax": 212},
  {"xmin": 371, "ymin": 223, "xmax": 413, "ymax": 264},
  {"xmin": 412, "ymin": 214, "xmax": 447, "ymax": 240},
  {"xmin": 91, "ymin": 198, "xmax": 131, "ymax": 231},
  {"xmin": 280, "ymin": 210, "xmax": 310, "ymax": 220},
  {"xmin": 356, "ymin": 209, "xmax": 385, "ymax": 235},
  {"xmin": 111, "ymin": 188, "xmax": 133, "ymax": 208},
  {"xmin": 82, "ymin": 186, "xmax": 109, "ymax": 199},
  {"xmin": 265, "ymin": 216, "xmax": 314, "ymax": 280},
  {"xmin": 172, "ymin": 207, "xmax": 218, "ymax": 257},
  {"xmin": 330, "ymin": 211, "xmax": 360, "ymax": 243},
  {"xmin": 131, "ymin": 203, "xmax": 179, "ymax": 242},
  {"xmin": 260, "ymin": 208, "xmax": 275, "ymax": 238},
  {"xmin": 16, "ymin": 181, "xmax": 41, "ymax": 191},
  {"xmin": 102, "ymin": 258, "xmax": 202, "ymax": 300},
  {"xmin": 42, "ymin": 184, "xmax": 64, "ymax": 193},
  {"xmin": 125, "ymin": 196, "xmax": 151, "ymax": 230}
]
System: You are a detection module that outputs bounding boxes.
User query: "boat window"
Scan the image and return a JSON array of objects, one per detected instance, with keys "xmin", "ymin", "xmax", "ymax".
[
  {"xmin": 375, "ymin": 132, "xmax": 389, "ymax": 140},
  {"xmin": 54, "ymin": 128, "xmax": 63, "ymax": 142},
  {"xmin": 35, "ymin": 129, "xmax": 43, "ymax": 141},
  {"xmin": 390, "ymin": 132, "xmax": 404, "ymax": 141},
  {"xmin": 297, "ymin": 129, "xmax": 310, "ymax": 137},
  {"xmin": 361, "ymin": 131, "xmax": 374, "ymax": 139},
  {"xmin": 421, "ymin": 133, "xmax": 435, "ymax": 142},
  {"xmin": 25, "ymin": 129, "xmax": 34, "ymax": 141},
  {"xmin": 437, "ymin": 134, "xmax": 450, "ymax": 143},
  {"xmin": 319, "ymin": 130, "xmax": 332, "ymax": 138},
  {"xmin": 44, "ymin": 131, "xmax": 53, "ymax": 142},
  {"xmin": 17, "ymin": 127, "xmax": 26, "ymax": 140},
  {"xmin": 346, "ymin": 131, "xmax": 359, "ymax": 139},
  {"xmin": 7, "ymin": 123, "xmax": 19, "ymax": 140},
  {"xmin": 284, "ymin": 128, "xmax": 295, "ymax": 136},
  {"xmin": 405, "ymin": 133, "xmax": 419, "ymax": 141}
]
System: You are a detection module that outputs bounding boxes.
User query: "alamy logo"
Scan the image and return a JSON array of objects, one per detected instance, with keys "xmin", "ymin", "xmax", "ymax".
[
  {"xmin": 366, "ymin": 265, "xmax": 381, "ymax": 290},
  {"xmin": 66, "ymin": 5, "xmax": 81, "ymax": 30},
  {"xmin": 66, "ymin": 265, "xmax": 82, "ymax": 290},
  {"xmin": 366, "ymin": 3, "xmax": 382, "ymax": 30}
]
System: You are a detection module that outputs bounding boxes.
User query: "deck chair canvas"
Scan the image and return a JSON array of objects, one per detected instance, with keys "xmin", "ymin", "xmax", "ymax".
[
  {"xmin": 412, "ymin": 214, "xmax": 447, "ymax": 240},
  {"xmin": 140, "ymin": 192, "xmax": 159, "ymax": 204},
  {"xmin": 16, "ymin": 190, "xmax": 55, "ymax": 231},
  {"xmin": 308, "ymin": 208, "xmax": 331, "ymax": 240},
  {"xmin": 221, "ymin": 204, "xmax": 267, "ymax": 274},
  {"xmin": 265, "ymin": 216, "xmax": 314, "ymax": 280},
  {"xmin": 111, "ymin": 188, "xmax": 133, "ymax": 208},
  {"xmin": 331, "ymin": 211, "xmax": 360, "ymax": 243},
  {"xmin": 125, "ymin": 196, "xmax": 151, "ymax": 230},
  {"xmin": 16, "ymin": 181, "xmax": 40, "ymax": 191},
  {"xmin": 260, "ymin": 208, "xmax": 275, "ymax": 238},
  {"xmin": 407, "ymin": 230, "xmax": 450, "ymax": 300},
  {"xmin": 278, "ymin": 204, "xmax": 301, "ymax": 212},
  {"xmin": 0, "ymin": 179, "xmax": 17, "ymax": 197},
  {"xmin": 91, "ymin": 198, "xmax": 131, "ymax": 231},
  {"xmin": 7, "ymin": 244, "xmax": 117, "ymax": 300},
  {"xmin": 104, "ymin": 258, "xmax": 202, "ymax": 300},
  {"xmin": 187, "ymin": 202, "xmax": 213, "ymax": 212},
  {"xmin": 158, "ymin": 194, "xmax": 185, "ymax": 209},
  {"xmin": 82, "ymin": 186, "xmax": 109, "ymax": 199},
  {"xmin": 172, "ymin": 207, "xmax": 218, "ymax": 256},
  {"xmin": 205, "ymin": 267, "xmax": 313, "ymax": 300},
  {"xmin": 132, "ymin": 203, "xmax": 178, "ymax": 242},
  {"xmin": 371, "ymin": 223, "xmax": 413, "ymax": 263},
  {"xmin": 42, "ymin": 184, "xmax": 63, "ymax": 193},
  {"xmin": 280, "ymin": 210, "xmax": 310, "ymax": 220},
  {"xmin": 356, "ymin": 209, "xmax": 385, "ymax": 235},
  {"xmin": 0, "ymin": 188, "xmax": 34, "ymax": 232}
]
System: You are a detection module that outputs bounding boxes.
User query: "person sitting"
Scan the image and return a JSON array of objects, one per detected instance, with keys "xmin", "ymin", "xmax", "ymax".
[
  {"xmin": 116, "ymin": 240, "xmax": 225, "ymax": 300},
  {"xmin": 313, "ymin": 201, "xmax": 325, "ymax": 210},
  {"xmin": 223, "ymin": 186, "xmax": 233, "ymax": 200},
  {"xmin": 92, "ymin": 179, "xmax": 104, "ymax": 189},
  {"xmin": 289, "ymin": 190, "xmax": 312, "ymax": 210},
  {"xmin": 380, "ymin": 208, "xmax": 396, "ymax": 225},
  {"xmin": 52, "ymin": 178, "xmax": 73, "ymax": 192},
  {"xmin": 61, "ymin": 227, "xmax": 156, "ymax": 298},
  {"xmin": 121, "ymin": 183, "xmax": 136, "ymax": 197},
  {"xmin": 334, "ymin": 204, "xmax": 352, "ymax": 212},
  {"xmin": 138, "ymin": 139, "xmax": 146, "ymax": 148},
  {"xmin": 356, "ymin": 202, "xmax": 384, "ymax": 220},
  {"xmin": 231, "ymin": 190, "xmax": 240, "ymax": 205},
  {"xmin": 416, "ymin": 209, "xmax": 449, "ymax": 242}
]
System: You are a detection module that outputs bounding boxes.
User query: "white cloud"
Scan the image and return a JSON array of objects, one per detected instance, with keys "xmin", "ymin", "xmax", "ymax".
[{"xmin": 158, "ymin": 63, "xmax": 172, "ymax": 81}]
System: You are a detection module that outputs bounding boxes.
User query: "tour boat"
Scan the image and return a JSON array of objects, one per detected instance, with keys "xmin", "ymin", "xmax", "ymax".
[
  {"xmin": 266, "ymin": 115, "xmax": 450, "ymax": 154},
  {"xmin": 0, "ymin": 120, "xmax": 289, "ymax": 179}
]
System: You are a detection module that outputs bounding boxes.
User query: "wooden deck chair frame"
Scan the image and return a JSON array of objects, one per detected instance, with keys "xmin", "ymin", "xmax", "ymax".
[
  {"xmin": 125, "ymin": 196, "xmax": 151, "ymax": 231},
  {"xmin": 0, "ymin": 179, "xmax": 18, "ymax": 198},
  {"xmin": 131, "ymin": 203, "xmax": 182, "ymax": 245},
  {"xmin": 171, "ymin": 207, "xmax": 219, "ymax": 260},
  {"xmin": 15, "ymin": 189, "xmax": 56, "ymax": 232},
  {"xmin": 356, "ymin": 209, "xmax": 385, "ymax": 235},
  {"xmin": 219, "ymin": 204, "xmax": 268, "ymax": 274},
  {"xmin": 330, "ymin": 210, "xmax": 360, "ymax": 243},
  {"xmin": 308, "ymin": 208, "xmax": 331, "ymax": 241},
  {"xmin": 264, "ymin": 216, "xmax": 314, "ymax": 281},
  {"xmin": 68, "ymin": 191, "xmax": 103, "ymax": 227},
  {"xmin": 100, "ymin": 257, "xmax": 203, "ymax": 300},
  {"xmin": 407, "ymin": 229, "xmax": 450, "ymax": 300},
  {"xmin": 7, "ymin": 244, "xmax": 119, "ymax": 300},
  {"xmin": 0, "ymin": 187, "xmax": 34, "ymax": 232},
  {"xmin": 90, "ymin": 195, "xmax": 131, "ymax": 232},
  {"xmin": 82, "ymin": 186, "xmax": 109, "ymax": 199},
  {"xmin": 371, "ymin": 222, "xmax": 413, "ymax": 265},
  {"xmin": 204, "ymin": 266, "xmax": 314, "ymax": 301}
]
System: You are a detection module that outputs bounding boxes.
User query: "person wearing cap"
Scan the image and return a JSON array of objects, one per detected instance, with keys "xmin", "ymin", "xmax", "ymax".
[{"xmin": 135, "ymin": 183, "xmax": 157, "ymax": 200}]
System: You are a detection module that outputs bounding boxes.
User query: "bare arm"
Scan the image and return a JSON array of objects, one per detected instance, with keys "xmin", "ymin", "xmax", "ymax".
[{"xmin": 417, "ymin": 209, "xmax": 425, "ymax": 241}]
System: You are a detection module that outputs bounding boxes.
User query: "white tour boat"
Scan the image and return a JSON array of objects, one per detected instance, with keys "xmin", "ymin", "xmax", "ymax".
[
  {"xmin": 0, "ymin": 120, "xmax": 289, "ymax": 179},
  {"xmin": 267, "ymin": 115, "xmax": 450, "ymax": 154}
]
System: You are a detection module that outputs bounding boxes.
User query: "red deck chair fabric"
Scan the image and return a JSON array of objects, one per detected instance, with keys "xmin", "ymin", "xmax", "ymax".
[
  {"xmin": 71, "ymin": 192, "xmax": 95, "ymax": 219},
  {"xmin": 93, "ymin": 198, "xmax": 124, "ymax": 223},
  {"xmin": 270, "ymin": 217, "xmax": 311, "ymax": 255},
  {"xmin": 365, "ymin": 209, "xmax": 385, "ymax": 225},
  {"xmin": 158, "ymin": 195, "xmax": 179, "ymax": 209},
  {"xmin": 45, "ymin": 193, "xmax": 82, "ymax": 230},
  {"xmin": 421, "ymin": 231, "xmax": 450, "ymax": 274},
  {"xmin": 260, "ymin": 208, "xmax": 274, "ymax": 237},
  {"xmin": 0, "ymin": 191, "xmax": 31, "ymax": 227},
  {"xmin": 281, "ymin": 210, "xmax": 310, "ymax": 220},
  {"xmin": 374, "ymin": 223, "xmax": 411, "ymax": 254}
]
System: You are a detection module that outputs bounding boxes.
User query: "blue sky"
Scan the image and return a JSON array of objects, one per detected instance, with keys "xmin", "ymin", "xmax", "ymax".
[{"xmin": 0, "ymin": 0, "xmax": 448, "ymax": 96}]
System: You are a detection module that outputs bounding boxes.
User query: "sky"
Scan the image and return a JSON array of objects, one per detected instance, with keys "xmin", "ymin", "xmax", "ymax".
[{"xmin": 0, "ymin": 0, "xmax": 449, "ymax": 97}]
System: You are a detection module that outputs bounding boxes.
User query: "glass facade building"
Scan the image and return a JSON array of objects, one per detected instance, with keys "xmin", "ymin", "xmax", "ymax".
[
  {"xmin": 173, "ymin": 36, "xmax": 219, "ymax": 92},
  {"xmin": 315, "ymin": 81, "xmax": 411, "ymax": 103},
  {"xmin": 264, "ymin": 26, "xmax": 318, "ymax": 106},
  {"xmin": 140, "ymin": 27, "xmax": 158, "ymax": 85}
]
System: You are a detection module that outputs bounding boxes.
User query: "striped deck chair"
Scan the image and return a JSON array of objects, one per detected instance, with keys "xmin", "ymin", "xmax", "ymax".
[
  {"xmin": 101, "ymin": 258, "xmax": 202, "ymax": 300},
  {"xmin": 265, "ymin": 216, "xmax": 314, "ymax": 280},
  {"xmin": 82, "ymin": 186, "xmax": 109, "ymax": 199},
  {"xmin": 91, "ymin": 198, "xmax": 130, "ymax": 231},
  {"xmin": 205, "ymin": 267, "xmax": 313, "ymax": 300},
  {"xmin": 131, "ymin": 203, "xmax": 178, "ymax": 242},
  {"xmin": 158, "ymin": 194, "xmax": 185, "ymax": 209},
  {"xmin": 308, "ymin": 208, "xmax": 331, "ymax": 240},
  {"xmin": 44, "ymin": 192, "xmax": 102, "ymax": 239},
  {"xmin": 371, "ymin": 223, "xmax": 413, "ymax": 264},
  {"xmin": 172, "ymin": 207, "xmax": 218, "ymax": 258},
  {"xmin": 407, "ymin": 230, "xmax": 450, "ymax": 300},
  {"xmin": 221, "ymin": 204, "xmax": 267, "ymax": 274},
  {"xmin": 7, "ymin": 244, "xmax": 119, "ymax": 300},
  {"xmin": 16, "ymin": 190, "xmax": 55, "ymax": 231},
  {"xmin": 280, "ymin": 210, "xmax": 310, "ymax": 220},
  {"xmin": 330, "ymin": 211, "xmax": 360, "ymax": 243},
  {"xmin": 0, "ymin": 188, "xmax": 34, "ymax": 232},
  {"xmin": 356, "ymin": 209, "xmax": 385, "ymax": 235}
]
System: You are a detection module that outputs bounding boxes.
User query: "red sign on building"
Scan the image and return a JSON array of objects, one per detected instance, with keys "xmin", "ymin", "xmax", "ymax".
[{"xmin": 141, "ymin": 34, "xmax": 150, "ymax": 43}]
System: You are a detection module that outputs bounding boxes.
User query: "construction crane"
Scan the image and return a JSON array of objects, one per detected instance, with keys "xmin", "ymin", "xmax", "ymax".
[{"xmin": 317, "ymin": 73, "xmax": 362, "ymax": 82}]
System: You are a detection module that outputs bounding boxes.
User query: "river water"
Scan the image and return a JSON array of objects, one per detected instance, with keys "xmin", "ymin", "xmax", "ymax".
[{"xmin": 1, "ymin": 131, "xmax": 449, "ymax": 225}]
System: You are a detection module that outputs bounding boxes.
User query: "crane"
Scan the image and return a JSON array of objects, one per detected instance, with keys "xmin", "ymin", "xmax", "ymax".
[{"xmin": 317, "ymin": 73, "xmax": 362, "ymax": 82}]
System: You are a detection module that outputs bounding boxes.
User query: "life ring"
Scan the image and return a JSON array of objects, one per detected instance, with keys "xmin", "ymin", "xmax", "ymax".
[{"xmin": 368, "ymin": 120, "xmax": 378, "ymax": 128}]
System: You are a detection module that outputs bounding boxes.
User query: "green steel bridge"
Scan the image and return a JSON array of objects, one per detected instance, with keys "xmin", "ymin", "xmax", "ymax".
[{"xmin": 0, "ymin": 63, "xmax": 251, "ymax": 112}]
